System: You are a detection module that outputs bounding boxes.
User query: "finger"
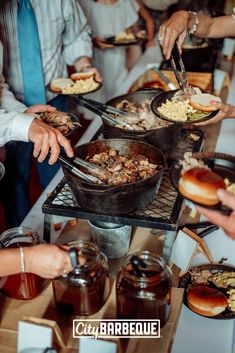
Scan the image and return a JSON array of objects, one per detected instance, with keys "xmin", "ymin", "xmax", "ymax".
[
  {"xmin": 56, "ymin": 133, "xmax": 74, "ymax": 158},
  {"xmin": 43, "ymin": 105, "xmax": 56, "ymax": 112},
  {"xmin": 33, "ymin": 139, "xmax": 42, "ymax": 158},
  {"xmin": 177, "ymin": 32, "xmax": 187, "ymax": 52},
  {"xmin": 194, "ymin": 111, "xmax": 224, "ymax": 126},
  {"xmin": 48, "ymin": 133, "xmax": 60, "ymax": 165},
  {"xmin": 196, "ymin": 205, "xmax": 229, "ymax": 228},
  {"xmin": 217, "ymin": 189, "xmax": 235, "ymax": 209},
  {"xmin": 37, "ymin": 133, "xmax": 50, "ymax": 163}
]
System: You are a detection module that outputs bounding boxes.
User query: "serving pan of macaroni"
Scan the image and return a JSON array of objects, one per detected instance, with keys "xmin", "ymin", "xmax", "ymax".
[{"xmin": 151, "ymin": 90, "xmax": 218, "ymax": 124}]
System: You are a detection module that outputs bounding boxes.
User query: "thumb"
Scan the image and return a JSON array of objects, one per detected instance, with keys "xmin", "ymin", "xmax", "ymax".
[{"xmin": 217, "ymin": 189, "xmax": 235, "ymax": 210}]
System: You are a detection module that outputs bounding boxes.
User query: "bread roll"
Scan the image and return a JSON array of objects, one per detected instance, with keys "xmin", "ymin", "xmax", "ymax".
[
  {"xmin": 179, "ymin": 167, "xmax": 226, "ymax": 206},
  {"xmin": 190, "ymin": 93, "xmax": 221, "ymax": 112},
  {"xmin": 70, "ymin": 72, "xmax": 95, "ymax": 81},
  {"xmin": 50, "ymin": 78, "xmax": 73, "ymax": 93},
  {"xmin": 187, "ymin": 285, "xmax": 227, "ymax": 317}
]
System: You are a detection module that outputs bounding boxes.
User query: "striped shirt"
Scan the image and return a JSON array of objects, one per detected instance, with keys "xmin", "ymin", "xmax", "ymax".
[{"xmin": 0, "ymin": 0, "xmax": 93, "ymax": 103}]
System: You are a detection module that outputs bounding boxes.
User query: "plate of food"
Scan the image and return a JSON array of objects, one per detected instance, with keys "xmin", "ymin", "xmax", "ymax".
[
  {"xmin": 50, "ymin": 72, "xmax": 101, "ymax": 95},
  {"xmin": 151, "ymin": 90, "xmax": 221, "ymax": 124},
  {"xmin": 38, "ymin": 110, "xmax": 81, "ymax": 137},
  {"xmin": 104, "ymin": 31, "xmax": 141, "ymax": 46},
  {"xmin": 179, "ymin": 264, "xmax": 235, "ymax": 319},
  {"xmin": 170, "ymin": 152, "xmax": 235, "ymax": 211}
]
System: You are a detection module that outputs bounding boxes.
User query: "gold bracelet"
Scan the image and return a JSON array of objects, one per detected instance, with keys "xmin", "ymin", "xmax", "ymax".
[
  {"xmin": 19, "ymin": 247, "xmax": 25, "ymax": 273},
  {"xmin": 188, "ymin": 11, "xmax": 199, "ymax": 35}
]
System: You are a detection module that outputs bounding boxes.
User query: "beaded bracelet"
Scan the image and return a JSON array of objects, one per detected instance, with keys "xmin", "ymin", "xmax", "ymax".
[
  {"xmin": 19, "ymin": 247, "xmax": 25, "ymax": 273},
  {"xmin": 188, "ymin": 11, "xmax": 199, "ymax": 35}
]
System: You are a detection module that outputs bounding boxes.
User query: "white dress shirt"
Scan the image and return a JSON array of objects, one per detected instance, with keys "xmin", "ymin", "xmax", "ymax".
[
  {"xmin": 0, "ymin": 42, "xmax": 34, "ymax": 146},
  {"xmin": 0, "ymin": 0, "xmax": 93, "ymax": 103}
]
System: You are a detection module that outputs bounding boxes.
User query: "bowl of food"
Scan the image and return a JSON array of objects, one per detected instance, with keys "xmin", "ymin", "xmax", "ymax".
[
  {"xmin": 62, "ymin": 138, "xmax": 166, "ymax": 214},
  {"xmin": 50, "ymin": 72, "xmax": 101, "ymax": 95},
  {"xmin": 104, "ymin": 89, "xmax": 182, "ymax": 152},
  {"xmin": 151, "ymin": 90, "xmax": 221, "ymax": 124},
  {"xmin": 170, "ymin": 151, "xmax": 235, "ymax": 211},
  {"xmin": 38, "ymin": 110, "xmax": 81, "ymax": 137}
]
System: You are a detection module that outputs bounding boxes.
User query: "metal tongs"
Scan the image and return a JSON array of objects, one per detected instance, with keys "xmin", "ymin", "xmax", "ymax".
[
  {"xmin": 58, "ymin": 154, "xmax": 104, "ymax": 184},
  {"xmin": 170, "ymin": 43, "xmax": 194, "ymax": 97},
  {"xmin": 76, "ymin": 96, "xmax": 134, "ymax": 130}
]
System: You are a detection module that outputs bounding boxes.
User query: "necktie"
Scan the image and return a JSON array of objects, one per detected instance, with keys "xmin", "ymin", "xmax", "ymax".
[{"xmin": 17, "ymin": 0, "xmax": 46, "ymax": 106}]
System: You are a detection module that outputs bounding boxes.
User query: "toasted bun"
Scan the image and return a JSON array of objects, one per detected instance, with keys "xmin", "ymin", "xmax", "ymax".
[
  {"xmin": 70, "ymin": 72, "xmax": 95, "ymax": 81},
  {"xmin": 190, "ymin": 93, "xmax": 221, "ymax": 112},
  {"xmin": 179, "ymin": 167, "xmax": 226, "ymax": 206},
  {"xmin": 50, "ymin": 78, "xmax": 73, "ymax": 93},
  {"xmin": 187, "ymin": 286, "xmax": 227, "ymax": 317}
]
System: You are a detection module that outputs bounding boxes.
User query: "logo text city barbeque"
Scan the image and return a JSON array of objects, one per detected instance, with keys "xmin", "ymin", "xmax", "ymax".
[{"xmin": 73, "ymin": 319, "xmax": 160, "ymax": 339}]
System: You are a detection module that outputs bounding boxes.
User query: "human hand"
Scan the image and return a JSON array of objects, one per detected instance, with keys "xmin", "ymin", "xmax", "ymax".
[
  {"xmin": 196, "ymin": 189, "xmax": 235, "ymax": 240},
  {"xmin": 28, "ymin": 119, "xmax": 74, "ymax": 164},
  {"xmin": 84, "ymin": 65, "xmax": 103, "ymax": 83},
  {"xmin": 24, "ymin": 244, "xmax": 73, "ymax": 278},
  {"xmin": 194, "ymin": 102, "xmax": 235, "ymax": 126},
  {"xmin": 159, "ymin": 10, "xmax": 189, "ymax": 60},
  {"xmin": 25, "ymin": 104, "xmax": 56, "ymax": 114},
  {"xmin": 93, "ymin": 36, "xmax": 115, "ymax": 50}
]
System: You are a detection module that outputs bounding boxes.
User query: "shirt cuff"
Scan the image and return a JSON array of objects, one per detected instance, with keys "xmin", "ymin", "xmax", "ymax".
[{"xmin": 11, "ymin": 113, "xmax": 36, "ymax": 142}]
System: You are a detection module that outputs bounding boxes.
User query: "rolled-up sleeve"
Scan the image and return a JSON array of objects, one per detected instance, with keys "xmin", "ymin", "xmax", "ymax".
[{"xmin": 62, "ymin": 0, "xmax": 93, "ymax": 65}]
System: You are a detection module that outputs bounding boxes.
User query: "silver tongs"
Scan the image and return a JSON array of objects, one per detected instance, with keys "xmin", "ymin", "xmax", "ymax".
[
  {"xmin": 76, "ymin": 96, "xmax": 134, "ymax": 130},
  {"xmin": 170, "ymin": 43, "xmax": 190, "ymax": 94}
]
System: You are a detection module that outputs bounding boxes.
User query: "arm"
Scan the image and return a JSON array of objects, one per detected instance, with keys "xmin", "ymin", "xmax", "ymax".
[
  {"xmin": 136, "ymin": 0, "xmax": 155, "ymax": 47},
  {"xmin": 159, "ymin": 11, "xmax": 235, "ymax": 59},
  {"xmin": 0, "ymin": 244, "xmax": 73, "ymax": 278}
]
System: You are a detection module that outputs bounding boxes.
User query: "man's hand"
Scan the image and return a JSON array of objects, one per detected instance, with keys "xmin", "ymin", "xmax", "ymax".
[
  {"xmin": 93, "ymin": 36, "xmax": 115, "ymax": 50},
  {"xmin": 25, "ymin": 104, "xmax": 56, "ymax": 114},
  {"xmin": 196, "ymin": 189, "xmax": 235, "ymax": 240},
  {"xmin": 194, "ymin": 102, "xmax": 235, "ymax": 126},
  {"xmin": 28, "ymin": 119, "xmax": 74, "ymax": 164}
]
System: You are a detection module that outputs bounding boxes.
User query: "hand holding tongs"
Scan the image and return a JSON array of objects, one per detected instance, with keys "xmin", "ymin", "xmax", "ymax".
[
  {"xmin": 76, "ymin": 96, "xmax": 134, "ymax": 130},
  {"xmin": 170, "ymin": 43, "xmax": 191, "ymax": 94}
]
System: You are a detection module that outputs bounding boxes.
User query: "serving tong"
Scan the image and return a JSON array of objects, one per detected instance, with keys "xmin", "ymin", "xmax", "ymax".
[
  {"xmin": 170, "ymin": 43, "xmax": 195, "ymax": 98},
  {"xmin": 58, "ymin": 154, "xmax": 104, "ymax": 184},
  {"xmin": 76, "ymin": 96, "xmax": 134, "ymax": 130}
]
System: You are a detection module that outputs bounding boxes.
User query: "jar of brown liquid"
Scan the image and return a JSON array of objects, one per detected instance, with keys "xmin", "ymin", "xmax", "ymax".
[
  {"xmin": 52, "ymin": 240, "xmax": 110, "ymax": 315},
  {"xmin": 0, "ymin": 227, "xmax": 49, "ymax": 300},
  {"xmin": 116, "ymin": 251, "xmax": 172, "ymax": 327}
]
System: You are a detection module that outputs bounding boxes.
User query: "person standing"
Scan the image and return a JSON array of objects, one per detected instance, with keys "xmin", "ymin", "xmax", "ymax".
[{"xmin": 0, "ymin": 0, "xmax": 99, "ymax": 227}]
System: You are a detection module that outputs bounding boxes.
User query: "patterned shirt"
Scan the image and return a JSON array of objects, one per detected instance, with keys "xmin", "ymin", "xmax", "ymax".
[{"xmin": 0, "ymin": 0, "xmax": 93, "ymax": 103}]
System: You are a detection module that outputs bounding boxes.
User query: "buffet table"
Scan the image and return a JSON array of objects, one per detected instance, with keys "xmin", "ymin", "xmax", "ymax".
[{"xmin": 1, "ymin": 65, "xmax": 235, "ymax": 352}]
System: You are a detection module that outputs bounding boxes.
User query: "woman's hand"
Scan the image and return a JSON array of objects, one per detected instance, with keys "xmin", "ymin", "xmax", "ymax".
[
  {"xmin": 194, "ymin": 101, "xmax": 235, "ymax": 126},
  {"xmin": 24, "ymin": 244, "xmax": 73, "ymax": 278},
  {"xmin": 196, "ymin": 189, "xmax": 235, "ymax": 240},
  {"xmin": 159, "ymin": 10, "xmax": 189, "ymax": 60},
  {"xmin": 93, "ymin": 36, "xmax": 115, "ymax": 50}
]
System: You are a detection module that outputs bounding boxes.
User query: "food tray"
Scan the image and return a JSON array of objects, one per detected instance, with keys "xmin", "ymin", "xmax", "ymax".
[{"xmin": 42, "ymin": 128, "xmax": 204, "ymax": 241}]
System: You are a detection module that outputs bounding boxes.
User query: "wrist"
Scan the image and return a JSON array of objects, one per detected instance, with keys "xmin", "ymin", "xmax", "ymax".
[
  {"xmin": 23, "ymin": 247, "xmax": 32, "ymax": 273},
  {"xmin": 188, "ymin": 11, "xmax": 199, "ymax": 35}
]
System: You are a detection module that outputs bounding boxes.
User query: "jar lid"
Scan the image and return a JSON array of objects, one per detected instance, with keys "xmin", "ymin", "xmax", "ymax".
[{"xmin": 0, "ymin": 227, "xmax": 39, "ymax": 248}]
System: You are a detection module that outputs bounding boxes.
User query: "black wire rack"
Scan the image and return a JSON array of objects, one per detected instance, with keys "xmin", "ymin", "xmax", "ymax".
[{"xmin": 42, "ymin": 128, "xmax": 204, "ymax": 241}]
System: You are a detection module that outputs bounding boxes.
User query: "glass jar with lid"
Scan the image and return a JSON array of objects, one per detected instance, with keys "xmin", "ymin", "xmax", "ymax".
[
  {"xmin": 116, "ymin": 251, "xmax": 172, "ymax": 327},
  {"xmin": 52, "ymin": 240, "xmax": 110, "ymax": 315},
  {"xmin": 0, "ymin": 227, "xmax": 49, "ymax": 300}
]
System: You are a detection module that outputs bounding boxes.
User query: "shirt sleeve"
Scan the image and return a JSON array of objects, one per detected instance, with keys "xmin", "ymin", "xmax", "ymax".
[
  {"xmin": 62, "ymin": 0, "xmax": 93, "ymax": 65},
  {"xmin": 0, "ymin": 110, "xmax": 35, "ymax": 146},
  {"xmin": 0, "ymin": 74, "xmax": 27, "ymax": 113}
]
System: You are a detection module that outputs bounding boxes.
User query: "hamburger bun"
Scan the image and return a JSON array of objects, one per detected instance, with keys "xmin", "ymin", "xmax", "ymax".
[
  {"xmin": 187, "ymin": 285, "xmax": 227, "ymax": 317},
  {"xmin": 179, "ymin": 167, "xmax": 226, "ymax": 206},
  {"xmin": 190, "ymin": 93, "xmax": 221, "ymax": 112},
  {"xmin": 50, "ymin": 78, "xmax": 73, "ymax": 93},
  {"xmin": 70, "ymin": 71, "xmax": 95, "ymax": 81}
]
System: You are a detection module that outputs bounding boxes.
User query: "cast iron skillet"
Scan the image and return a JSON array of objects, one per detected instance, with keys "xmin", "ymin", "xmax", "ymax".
[
  {"xmin": 151, "ymin": 89, "xmax": 219, "ymax": 124},
  {"xmin": 170, "ymin": 152, "xmax": 235, "ymax": 212},
  {"xmin": 62, "ymin": 138, "xmax": 167, "ymax": 215},
  {"xmin": 105, "ymin": 88, "xmax": 182, "ymax": 153}
]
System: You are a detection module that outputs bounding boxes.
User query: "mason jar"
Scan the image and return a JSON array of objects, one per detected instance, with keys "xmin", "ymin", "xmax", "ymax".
[
  {"xmin": 116, "ymin": 251, "xmax": 172, "ymax": 327},
  {"xmin": 52, "ymin": 240, "xmax": 110, "ymax": 315},
  {"xmin": 0, "ymin": 227, "xmax": 49, "ymax": 300}
]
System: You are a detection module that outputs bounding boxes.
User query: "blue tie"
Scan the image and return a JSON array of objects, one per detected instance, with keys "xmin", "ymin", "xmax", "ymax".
[{"xmin": 17, "ymin": 0, "xmax": 46, "ymax": 106}]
